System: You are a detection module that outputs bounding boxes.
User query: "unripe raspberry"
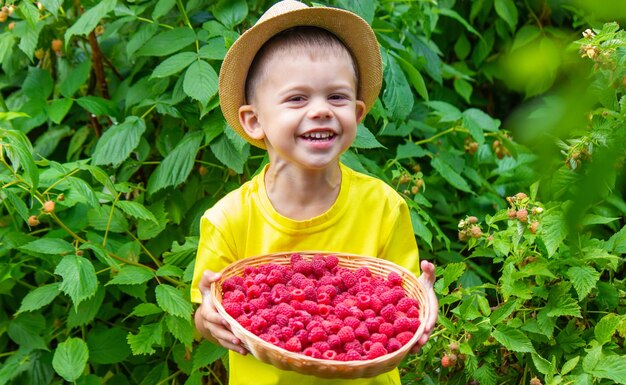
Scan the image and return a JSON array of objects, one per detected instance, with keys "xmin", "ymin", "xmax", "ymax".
[
  {"xmin": 411, "ymin": 185, "xmax": 419, "ymax": 195},
  {"xmin": 43, "ymin": 200, "xmax": 55, "ymax": 213},
  {"xmin": 531, "ymin": 207, "xmax": 543, "ymax": 215},
  {"xmin": 51, "ymin": 39, "xmax": 63, "ymax": 53},
  {"xmin": 507, "ymin": 208, "xmax": 517, "ymax": 219},
  {"xmin": 470, "ymin": 226, "xmax": 482, "ymax": 238},
  {"xmin": 467, "ymin": 216, "xmax": 478, "ymax": 224},
  {"xmin": 35, "ymin": 49, "xmax": 45, "ymax": 60},
  {"xmin": 515, "ymin": 192, "xmax": 528, "ymax": 201},
  {"xmin": 441, "ymin": 354, "xmax": 454, "ymax": 368},
  {"xmin": 448, "ymin": 342, "xmax": 459, "ymax": 351},
  {"xmin": 95, "ymin": 25, "xmax": 105, "ymax": 35},
  {"xmin": 516, "ymin": 209, "xmax": 529, "ymax": 223},
  {"xmin": 529, "ymin": 221, "xmax": 539, "ymax": 234},
  {"xmin": 58, "ymin": 193, "xmax": 65, "ymax": 201},
  {"xmin": 530, "ymin": 377, "xmax": 542, "ymax": 385},
  {"xmin": 198, "ymin": 166, "xmax": 207, "ymax": 176},
  {"xmin": 458, "ymin": 230, "xmax": 469, "ymax": 242},
  {"xmin": 8, "ymin": 21, "xmax": 15, "ymax": 31},
  {"xmin": 0, "ymin": 11, "xmax": 7, "ymax": 22},
  {"xmin": 28, "ymin": 215, "xmax": 40, "ymax": 226}
]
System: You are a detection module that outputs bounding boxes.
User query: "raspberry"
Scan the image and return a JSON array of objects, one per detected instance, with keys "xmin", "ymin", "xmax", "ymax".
[
  {"xmin": 334, "ymin": 304, "xmax": 352, "ymax": 319},
  {"xmin": 253, "ymin": 273, "xmax": 267, "ymax": 285},
  {"xmin": 340, "ymin": 271, "xmax": 357, "ymax": 288},
  {"xmin": 281, "ymin": 326, "xmax": 295, "ymax": 339},
  {"xmin": 396, "ymin": 297, "xmax": 414, "ymax": 313},
  {"xmin": 350, "ymin": 306, "xmax": 364, "ymax": 320},
  {"xmin": 260, "ymin": 334, "xmax": 280, "ymax": 345},
  {"xmin": 367, "ymin": 342, "xmax": 388, "ymax": 359},
  {"xmin": 441, "ymin": 354, "xmax": 454, "ymax": 368},
  {"xmin": 243, "ymin": 266, "xmax": 257, "ymax": 276},
  {"xmin": 393, "ymin": 317, "xmax": 411, "ymax": 333},
  {"xmin": 301, "ymin": 300, "xmax": 318, "ymax": 315},
  {"xmin": 354, "ymin": 324, "xmax": 370, "ymax": 341},
  {"xmin": 223, "ymin": 289, "xmax": 245, "ymax": 302},
  {"xmin": 311, "ymin": 257, "xmax": 327, "ymax": 277},
  {"xmin": 250, "ymin": 315, "xmax": 268, "ymax": 334},
  {"xmin": 290, "ymin": 253, "xmax": 303, "ymax": 265},
  {"xmin": 247, "ymin": 284, "xmax": 261, "ymax": 299},
  {"xmin": 293, "ymin": 260, "xmax": 313, "ymax": 275},
  {"xmin": 327, "ymin": 334, "xmax": 342, "ymax": 349},
  {"xmin": 379, "ymin": 322, "xmax": 394, "ymax": 338},
  {"xmin": 344, "ymin": 350, "xmax": 361, "ymax": 361},
  {"xmin": 365, "ymin": 318, "xmax": 381, "ymax": 333},
  {"xmin": 516, "ymin": 208, "xmax": 529, "ymax": 223},
  {"xmin": 380, "ymin": 304, "xmax": 397, "ymax": 323},
  {"xmin": 309, "ymin": 327, "xmax": 327, "ymax": 343},
  {"xmin": 343, "ymin": 316, "xmax": 360, "ymax": 330},
  {"xmin": 275, "ymin": 303, "xmax": 295, "ymax": 318},
  {"xmin": 378, "ymin": 290, "xmax": 396, "ymax": 305},
  {"xmin": 408, "ymin": 317, "xmax": 420, "ymax": 332},
  {"xmin": 288, "ymin": 319, "xmax": 304, "ymax": 332},
  {"xmin": 387, "ymin": 271, "xmax": 403, "ymax": 286},
  {"xmin": 369, "ymin": 296, "xmax": 384, "ymax": 313},
  {"xmin": 303, "ymin": 285, "xmax": 317, "ymax": 301},
  {"xmin": 221, "ymin": 276, "xmax": 242, "ymax": 291},
  {"xmin": 325, "ymin": 319, "xmax": 343, "ymax": 334},
  {"xmin": 406, "ymin": 306, "xmax": 419, "ymax": 318},
  {"xmin": 302, "ymin": 347, "xmax": 322, "ymax": 359},
  {"xmin": 325, "ymin": 254, "xmax": 339, "ymax": 269},
  {"xmin": 275, "ymin": 314, "xmax": 289, "ymax": 327},
  {"xmin": 337, "ymin": 326, "xmax": 356, "ymax": 343},
  {"xmin": 343, "ymin": 340, "xmax": 364, "ymax": 355},
  {"xmin": 267, "ymin": 269, "xmax": 284, "ymax": 285},
  {"xmin": 236, "ymin": 315, "xmax": 251, "ymax": 328},
  {"xmin": 250, "ymin": 297, "xmax": 268, "ymax": 312},
  {"xmin": 317, "ymin": 292, "xmax": 331, "ymax": 305},
  {"xmin": 291, "ymin": 288, "xmax": 305, "ymax": 302},
  {"xmin": 223, "ymin": 302, "xmax": 243, "ymax": 318},
  {"xmin": 241, "ymin": 302, "xmax": 255, "ymax": 316},
  {"xmin": 396, "ymin": 331, "xmax": 414, "ymax": 346},
  {"xmin": 363, "ymin": 309, "xmax": 376, "ymax": 319},
  {"xmin": 386, "ymin": 338, "xmax": 402, "ymax": 352},
  {"xmin": 285, "ymin": 337, "xmax": 302, "ymax": 352},
  {"xmin": 258, "ymin": 308, "xmax": 276, "ymax": 324},
  {"xmin": 28, "ymin": 215, "xmax": 40, "ymax": 226},
  {"xmin": 312, "ymin": 341, "xmax": 330, "ymax": 353},
  {"xmin": 322, "ymin": 349, "xmax": 337, "ymax": 360},
  {"xmin": 318, "ymin": 304, "xmax": 331, "ymax": 317},
  {"xmin": 354, "ymin": 266, "xmax": 372, "ymax": 278},
  {"xmin": 289, "ymin": 273, "xmax": 307, "ymax": 288},
  {"xmin": 370, "ymin": 333, "xmax": 388, "ymax": 345},
  {"xmin": 295, "ymin": 329, "xmax": 309, "ymax": 345}
]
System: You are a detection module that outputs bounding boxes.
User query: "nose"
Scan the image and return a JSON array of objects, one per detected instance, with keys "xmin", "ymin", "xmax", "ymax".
[{"xmin": 307, "ymin": 98, "xmax": 333, "ymax": 120}]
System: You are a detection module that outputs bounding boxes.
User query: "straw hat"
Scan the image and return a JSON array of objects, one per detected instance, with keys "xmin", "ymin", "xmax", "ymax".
[{"xmin": 218, "ymin": 0, "xmax": 383, "ymax": 149}]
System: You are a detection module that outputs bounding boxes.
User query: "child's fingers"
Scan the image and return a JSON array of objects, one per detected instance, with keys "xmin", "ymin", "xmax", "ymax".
[{"xmin": 199, "ymin": 270, "xmax": 222, "ymax": 293}]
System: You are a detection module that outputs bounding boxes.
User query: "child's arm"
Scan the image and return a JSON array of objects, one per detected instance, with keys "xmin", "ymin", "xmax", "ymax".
[
  {"xmin": 194, "ymin": 270, "xmax": 249, "ymax": 356},
  {"xmin": 410, "ymin": 260, "xmax": 438, "ymax": 353}
]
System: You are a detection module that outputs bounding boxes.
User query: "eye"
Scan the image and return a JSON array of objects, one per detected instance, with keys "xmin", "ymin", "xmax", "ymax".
[
  {"xmin": 286, "ymin": 95, "xmax": 306, "ymax": 103},
  {"xmin": 329, "ymin": 93, "xmax": 351, "ymax": 103}
]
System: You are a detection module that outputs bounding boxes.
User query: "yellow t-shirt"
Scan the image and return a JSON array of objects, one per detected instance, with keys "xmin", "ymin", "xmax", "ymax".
[{"xmin": 191, "ymin": 163, "xmax": 420, "ymax": 385}]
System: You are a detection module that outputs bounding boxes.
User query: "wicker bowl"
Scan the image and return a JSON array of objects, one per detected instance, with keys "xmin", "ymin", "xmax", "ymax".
[{"xmin": 210, "ymin": 252, "xmax": 431, "ymax": 379}]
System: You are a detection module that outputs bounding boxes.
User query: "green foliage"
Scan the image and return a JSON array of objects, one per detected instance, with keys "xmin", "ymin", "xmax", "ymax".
[{"xmin": 0, "ymin": 1, "xmax": 624, "ymax": 385}]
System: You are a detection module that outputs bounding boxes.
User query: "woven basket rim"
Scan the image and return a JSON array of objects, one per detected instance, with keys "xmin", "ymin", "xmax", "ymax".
[{"xmin": 210, "ymin": 251, "xmax": 431, "ymax": 378}]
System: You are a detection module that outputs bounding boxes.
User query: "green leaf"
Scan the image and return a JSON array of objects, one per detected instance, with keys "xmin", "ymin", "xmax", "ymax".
[
  {"xmin": 580, "ymin": 214, "xmax": 620, "ymax": 225},
  {"xmin": 566, "ymin": 266, "xmax": 600, "ymax": 300},
  {"xmin": 52, "ymin": 337, "xmax": 89, "ymax": 382},
  {"xmin": 561, "ymin": 356, "xmax": 580, "ymax": 375},
  {"xmin": 152, "ymin": 0, "xmax": 176, "ymax": 19},
  {"xmin": 453, "ymin": 78, "xmax": 473, "ymax": 103},
  {"xmin": 183, "ymin": 60, "xmax": 218, "ymax": 105},
  {"xmin": 192, "ymin": 340, "xmax": 227, "ymax": 370},
  {"xmin": 2, "ymin": 129, "xmax": 39, "ymax": 189},
  {"xmin": 3, "ymin": 189, "xmax": 29, "ymax": 222},
  {"xmin": 472, "ymin": 364, "xmax": 497, "ymax": 385},
  {"xmin": 87, "ymin": 327, "xmax": 131, "ymax": 364},
  {"xmin": 391, "ymin": 51, "xmax": 428, "ymax": 101},
  {"xmin": 137, "ymin": 28, "xmax": 196, "ymax": 57},
  {"xmin": 130, "ymin": 303, "xmax": 163, "ymax": 317},
  {"xmin": 494, "ymin": 0, "xmax": 518, "ymax": 32},
  {"xmin": 210, "ymin": 131, "xmax": 250, "ymax": 174},
  {"xmin": 127, "ymin": 323, "xmax": 163, "ymax": 355},
  {"xmin": 59, "ymin": 60, "xmax": 92, "ymax": 98},
  {"xmin": 512, "ymin": 26, "xmax": 542, "ymax": 51},
  {"xmin": 87, "ymin": 205, "xmax": 129, "ymax": 233},
  {"xmin": 594, "ymin": 313, "xmax": 621, "ymax": 345},
  {"xmin": 198, "ymin": 37, "xmax": 228, "ymax": 60},
  {"xmin": 463, "ymin": 108, "xmax": 499, "ymax": 145},
  {"xmin": 47, "ymin": 99, "xmax": 74, "ymax": 124},
  {"xmin": 155, "ymin": 284, "xmax": 193, "ymax": 320},
  {"xmin": 23, "ymin": 67, "xmax": 53, "ymax": 100},
  {"xmin": 213, "ymin": 0, "xmax": 248, "ymax": 29},
  {"xmin": 545, "ymin": 283, "xmax": 581, "ymax": 318},
  {"xmin": 92, "ymin": 116, "xmax": 146, "ymax": 167},
  {"xmin": 40, "ymin": 0, "xmax": 63, "ymax": 17},
  {"xmin": 165, "ymin": 314, "xmax": 194, "ymax": 347},
  {"xmin": 431, "ymin": 157, "xmax": 472, "ymax": 192},
  {"xmin": 352, "ymin": 124, "xmax": 384, "ymax": 149},
  {"xmin": 151, "ymin": 52, "xmax": 197, "ymax": 78},
  {"xmin": 334, "ymin": 0, "xmax": 376, "ymax": 23},
  {"xmin": 76, "ymin": 96, "xmax": 118, "ymax": 117},
  {"xmin": 425, "ymin": 101, "xmax": 462, "ymax": 122},
  {"xmin": 7, "ymin": 313, "xmax": 47, "ymax": 350},
  {"xmin": 490, "ymin": 300, "xmax": 518, "ymax": 326},
  {"xmin": 531, "ymin": 353, "xmax": 555, "ymax": 376},
  {"xmin": 16, "ymin": 283, "xmax": 61, "ymax": 314},
  {"xmin": 19, "ymin": 238, "xmax": 75, "ymax": 255},
  {"xmin": 382, "ymin": 51, "xmax": 414, "ymax": 120},
  {"xmin": 591, "ymin": 355, "xmax": 626, "ymax": 384},
  {"xmin": 147, "ymin": 131, "xmax": 203, "ymax": 194},
  {"xmin": 107, "ymin": 265, "xmax": 154, "ymax": 286},
  {"xmin": 54, "ymin": 255, "xmax": 98, "ymax": 308},
  {"xmin": 156, "ymin": 265, "xmax": 184, "ymax": 278},
  {"xmin": 539, "ymin": 208, "xmax": 568, "ymax": 257},
  {"xmin": 437, "ymin": 8, "xmax": 481, "ymax": 37},
  {"xmin": 64, "ymin": 0, "xmax": 116, "ymax": 44},
  {"xmin": 117, "ymin": 200, "xmax": 158, "ymax": 223},
  {"xmin": 67, "ymin": 286, "xmax": 105, "ymax": 328},
  {"xmin": 492, "ymin": 325, "xmax": 535, "ymax": 353}
]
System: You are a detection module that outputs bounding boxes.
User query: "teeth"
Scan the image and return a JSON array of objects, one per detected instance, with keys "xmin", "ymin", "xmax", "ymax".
[{"xmin": 303, "ymin": 131, "xmax": 333, "ymax": 139}]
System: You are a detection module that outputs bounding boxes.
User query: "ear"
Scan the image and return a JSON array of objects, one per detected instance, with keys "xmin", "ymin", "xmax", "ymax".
[
  {"xmin": 238, "ymin": 104, "xmax": 265, "ymax": 141},
  {"xmin": 355, "ymin": 100, "xmax": 367, "ymax": 124}
]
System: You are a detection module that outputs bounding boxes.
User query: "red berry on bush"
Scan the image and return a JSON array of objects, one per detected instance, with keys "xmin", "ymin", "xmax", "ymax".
[
  {"xmin": 516, "ymin": 208, "xmax": 529, "ymax": 223},
  {"xmin": 28, "ymin": 215, "xmax": 40, "ymax": 227}
]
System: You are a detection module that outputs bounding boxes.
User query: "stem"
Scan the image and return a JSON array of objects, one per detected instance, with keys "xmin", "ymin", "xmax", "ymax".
[
  {"xmin": 88, "ymin": 31, "xmax": 110, "ymax": 99},
  {"xmin": 103, "ymin": 193, "xmax": 122, "ymax": 247},
  {"xmin": 50, "ymin": 212, "xmax": 87, "ymax": 243},
  {"xmin": 136, "ymin": 17, "xmax": 174, "ymax": 29},
  {"xmin": 126, "ymin": 231, "xmax": 162, "ymax": 269},
  {"xmin": 414, "ymin": 126, "xmax": 460, "ymax": 146},
  {"xmin": 42, "ymin": 168, "xmax": 80, "ymax": 195},
  {"xmin": 140, "ymin": 104, "xmax": 157, "ymax": 119}
]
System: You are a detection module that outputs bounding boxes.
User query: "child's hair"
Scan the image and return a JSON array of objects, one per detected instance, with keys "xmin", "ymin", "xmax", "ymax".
[{"xmin": 244, "ymin": 26, "xmax": 359, "ymax": 103}]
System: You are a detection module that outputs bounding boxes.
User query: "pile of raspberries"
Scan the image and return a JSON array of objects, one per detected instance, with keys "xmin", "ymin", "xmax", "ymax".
[{"xmin": 220, "ymin": 253, "xmax": 421, "ymax": 361}]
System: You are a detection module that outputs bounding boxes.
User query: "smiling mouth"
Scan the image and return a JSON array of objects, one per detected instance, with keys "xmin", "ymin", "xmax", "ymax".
[{"xmin": 301, "ymin": 131, "xmax": 335, "ymax": 141}]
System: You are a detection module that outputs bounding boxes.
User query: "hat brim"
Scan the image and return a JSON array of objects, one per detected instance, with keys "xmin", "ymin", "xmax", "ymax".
[{"xmin": 218, "ymin": 6, "xmax": 382, "ymax": 149}]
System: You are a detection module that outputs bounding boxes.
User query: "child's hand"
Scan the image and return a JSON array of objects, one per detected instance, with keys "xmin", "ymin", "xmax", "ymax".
[
  {"xmin": 410, "ymin": 260, "xmax": 438, "ymax": 354},
  {"xmin": 194, "ymin": 270, "xmax": 249, "ymax": 355}
]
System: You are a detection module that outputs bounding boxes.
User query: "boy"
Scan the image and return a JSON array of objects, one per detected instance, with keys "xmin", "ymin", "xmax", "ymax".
[{"xmin": 191, "ymin": 1, "xmax": 438, "ymax": 384}]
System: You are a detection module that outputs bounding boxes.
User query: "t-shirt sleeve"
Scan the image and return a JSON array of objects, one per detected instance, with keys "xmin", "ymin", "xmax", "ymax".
[
  {"xmin": 379, "ymin": 199, "xmax": 420, "ymax": 277},
  {"xmin": 189, "ymin": 214, "xmax": 238, "ymax": 303}
]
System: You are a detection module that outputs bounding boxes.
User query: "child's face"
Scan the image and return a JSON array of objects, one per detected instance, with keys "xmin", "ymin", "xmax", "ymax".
[{"xmin": 239, "ymin": 50, "xmax": 366, "ymax": 171}]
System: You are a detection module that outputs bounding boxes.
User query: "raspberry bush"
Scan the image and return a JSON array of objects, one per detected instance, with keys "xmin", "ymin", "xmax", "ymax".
[{"xmin": 0, "ymin": 1, "xmax": 624, "ymax": 385}]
